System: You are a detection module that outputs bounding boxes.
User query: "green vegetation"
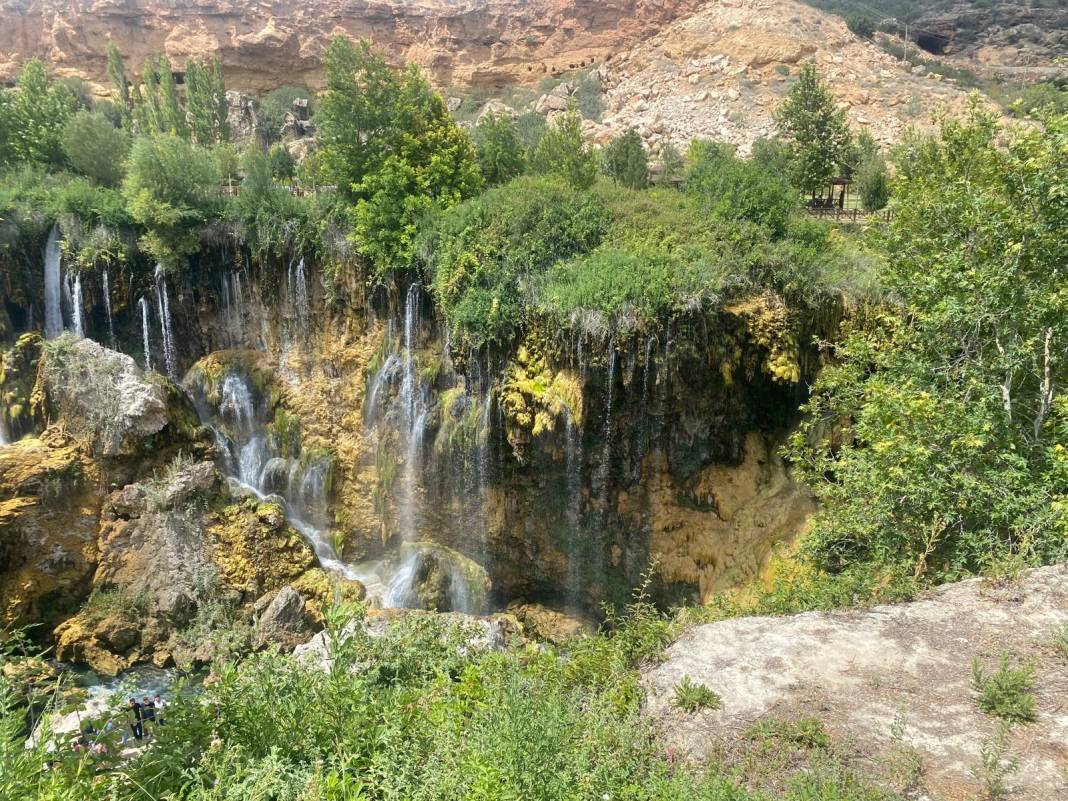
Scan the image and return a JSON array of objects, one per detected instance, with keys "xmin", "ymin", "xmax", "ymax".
[
  {"xmin": 602, "ymin": 128, "xmax": 650, "ymax": 189},
  {"xmin": 529, "ymin": 108, "xmax": 598, "ymax": 190},
  {"xmin": 318, "ymin": 37, "xmax": 481, "ymax": 273},
  {"xmin": 971, "ymin": 654, "xmax": 1038, "ymax": 723},
  {"xmin": 775, "ymin": 62, "xmax": 852, "ymax": 199},
  {"xmin": 2, "ymin": 596, "xmax": 907, "ymax": 801},
  {"xmin": 789, "ymin": 105, "xmax": 1068, "ymax": 586},
  {"xmin": 671, "ymin": 676, "xmax": 723, "ymax": 712}
]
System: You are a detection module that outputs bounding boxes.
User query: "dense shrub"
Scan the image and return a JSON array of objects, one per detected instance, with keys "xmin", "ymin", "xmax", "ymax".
[{"xmin": 60, "ymin": 111, "xmax": 131, "ymax": 187}]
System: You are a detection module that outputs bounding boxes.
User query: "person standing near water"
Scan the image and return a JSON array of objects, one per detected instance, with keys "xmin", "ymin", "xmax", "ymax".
[
  {"xmin": 127, "ymin": 698, "xmax": 144, "ymax": 740},
  {"xmin": 154, "ymin": 694, "xmax": 166, "ymax": 726},
  {"xmin": 141, "ymin": 695, "xmax": 156, "ymax": 737}
]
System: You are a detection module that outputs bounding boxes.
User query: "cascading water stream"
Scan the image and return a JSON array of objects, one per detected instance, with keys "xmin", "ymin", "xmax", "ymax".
[
  {"xmin": 292, "ymin": 258, "xmax": 310, "ymax": 336},
  {"xmin": 69, "ymin": 272, "xmax": 84, "ymax": 338},
  {"xmin": 139, "ymin": 298, "xmax": 152, "ymax": 372},
  {"xmin": 397, "ymin": 284, "xmax": 427, "ymax": 543},
  {"xmin": 102, "ymin": 269, "xmax": 115, "ymax": 348},
  {"xmin": 43, "ymin": 226, "xmax": 63, "ymax": 339},
  {"xmin": 154, "ymin": 265, "xmax": 178, "ymax": 380},
  {"xmin": 0, "ymin": 406, "xmax": 10, "ymax": 446}
]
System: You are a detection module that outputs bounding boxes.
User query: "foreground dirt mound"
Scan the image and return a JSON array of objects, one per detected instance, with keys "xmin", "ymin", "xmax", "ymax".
[{"xmin": 643, "ymin": 566, "xmax": 1068, "ymax": 800}]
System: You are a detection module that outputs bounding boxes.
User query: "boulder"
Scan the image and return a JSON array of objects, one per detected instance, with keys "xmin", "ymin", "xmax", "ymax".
[
  {"xmin": 252, "ymin": 585, "xmax": 314, "ymax": 650},
  {"xmin": 505, "ymin": 601, "xmax": 595, "ymax": 644},
  {"xmin": 643, "ymin": 566, "xmax": 1068, "ymax": 800},
  {"xmin": 41, "ymin": 338, "xmax": 169, "ymax": 457}
]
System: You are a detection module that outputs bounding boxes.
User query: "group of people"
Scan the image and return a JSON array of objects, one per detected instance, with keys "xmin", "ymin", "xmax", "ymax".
[{"xmin": 126, "ymin": 694, "xmax": 166, "ymax": 742}]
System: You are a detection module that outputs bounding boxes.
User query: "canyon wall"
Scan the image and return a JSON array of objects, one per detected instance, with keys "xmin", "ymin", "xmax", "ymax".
[{"xmin": 0, "ymin": 0, "xmax": 705, "ymax": 92}]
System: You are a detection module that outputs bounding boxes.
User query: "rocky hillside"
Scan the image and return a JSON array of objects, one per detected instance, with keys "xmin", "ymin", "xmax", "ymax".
[
  {"xmin": 3, "ymin": 0, "xmax": 1062, "ymax": 154},
  {"xmin": 0, "ymin": 0, "xmax": 706, "ymax": 92},
  {"xmin": 643, "ymin": 566, "xmax": 1068, "ymax": 801}
]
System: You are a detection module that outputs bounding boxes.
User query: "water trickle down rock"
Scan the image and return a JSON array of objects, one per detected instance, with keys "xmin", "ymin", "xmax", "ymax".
[
  {"xmin": 139, "ymin": 297, "xmax": 152, "ymax": 372},
  {"xmin": 43, "ymin": 226, "xmax": 63, "ymax": 340},
  {"xmin": 69, "ymin": 272, "xmax": 84, "ymax": 338},
  {"xmin": 154, "ymin": 265, "xmax": 178, "ymax": 380},
  {"xmin": 102, "ymin": 268, "xmax": 115, "ymax": 348}
]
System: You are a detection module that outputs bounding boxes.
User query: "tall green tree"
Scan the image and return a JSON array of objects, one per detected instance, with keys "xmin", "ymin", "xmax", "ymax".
[
  {"xmin": 774, "ymin": 62, "xmax": 852, "ymax": 198},
  {"xmin": 7, "ymin": 59, "xmax": 77, "ymax": 166},
  {"xmin": 601, "ymin": 128, "xmax": 649, "ymax": 189},
  {"xmin": 318, "ymin": 37, "xmax": 481, "ymax": 274},
  {"xmin": 789, "ymin": 106, "xmax": 1068, "ymax": 582},
  {"xmin": 156, "ymin": 57, "xmax": 187, "ymax": 138},
  {"xmin": 473, "ymin": 112, "xmax": 525, "ymax": 186},
  {"xmin": 184, "ymin": 58, "xmax": 229, "ymax": 145},
  {"xmin": 105, "ymin": 42, "xmax": 132, "ymax": 128},
  {"xmin": 529, "ymin": 109, "xmax": 597, "ymax": 190}
]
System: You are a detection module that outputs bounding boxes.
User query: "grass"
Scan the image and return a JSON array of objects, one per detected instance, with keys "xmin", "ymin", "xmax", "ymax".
[
  {"xmin": 80, "ymin": 587, "xmax": 150, "ymax": 626},
  {"xmin": 1052, "ymin": 622, "xmax": 1068, "ymax": 660},
  {"xmin": 971, "ymin": 654, "xmax": 1037, "ymax": 723},
  {"xmin": 748, "ymin": 717, "xmax": 831, "ymax": 750},
  {"xmin": 671, "ymin": 675, "xmax": 723, "ymax": 712}
]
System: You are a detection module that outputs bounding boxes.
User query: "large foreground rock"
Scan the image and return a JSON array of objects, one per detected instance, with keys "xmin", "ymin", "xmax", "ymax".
[{"xmin": 643, "ymin": 566, "xmax": 1068, "ymax": 801}]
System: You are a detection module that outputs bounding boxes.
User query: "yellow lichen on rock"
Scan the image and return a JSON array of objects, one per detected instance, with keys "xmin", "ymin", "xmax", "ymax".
[
  {"xmin": 501, "ymin": 341, "xmax": 583, "ymax": 458},
  {"xmin": 209, "ymin": 497, "xmax": 316, "ymax": 599},
  {"xmin": 726, "ymin": 292, "xmax": 801, "ymax": 384},
  {"xmin": 0, "ymin": 434, "xmax": 101, "ymax": 628},
  {"xmin": 291, "ymin": 567, "xmax": 366, "ymax": 622}
]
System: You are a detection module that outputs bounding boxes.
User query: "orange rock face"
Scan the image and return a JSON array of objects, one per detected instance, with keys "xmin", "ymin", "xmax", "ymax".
[{"xmin": 0, "ymin": 0, "xmax": 706, "ymax": 92}]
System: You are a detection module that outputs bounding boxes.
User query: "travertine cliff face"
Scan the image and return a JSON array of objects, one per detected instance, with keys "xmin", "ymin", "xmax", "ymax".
[{"xmin": 0, "ymin": 0, "xmax": 706, "ymax": 91}]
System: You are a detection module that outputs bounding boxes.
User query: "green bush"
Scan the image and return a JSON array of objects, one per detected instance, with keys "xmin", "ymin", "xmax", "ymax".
[
  {"xmin": 60, "ymin": 111, "xmax": 131, "ymax": 187},
  {"xmin": 971, "ymin": 654, "xmax": 1037, "ymax": 723},
  {"xmin": 422, "ymin": 175, "xmax": 609, "ymax": 347},
  {"xmin": 122, "ymin": 133, "xmax": 220, "ymax": 265},
  {"xmin": 601, "ymin": 128, "xmax": 649, "ymax": 189},
  {"xmin": 671, "ymin": 676, "xmax": 723, "ymax": 712},
  {"xmin": 747, "ymin": 717, "xmax": 831, "ymax": 750},
  {"xmin": 529, "ymin": 109, "xmax": 597, "ymax": 190}
]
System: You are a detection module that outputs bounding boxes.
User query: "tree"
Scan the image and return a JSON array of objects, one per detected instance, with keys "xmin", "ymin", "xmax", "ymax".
[
  {"xmin": 156, "ymin": 57, "xmax": 187, "ymax": 138},
  {"xmin": 318, "ymin": 37, "xmax": 481, "ymax": 273},
  {"xmin": 317, "ymin": 38, "xmax": 406, "ymax": 196},
  {"xmin": 856, "ymin": 152, "xmax": 890, "ymax": 211},
  {"xmin": 473, "ymin": 112, "xmax": 525, "ymax": 185},
  {"xmin": 123, "ymin": 133, "xmax": 220, "ymax": 266},
  {"xmin": 185, "ymin": 58, "xmax": 228, "ymax": 145},
  {"xmin": 7, "ymin": 59, "xmax": 77, "ymax": 166},
  {"xmin": 267, "ymin": 143, "xmax": 296, "ymax": 181},
  {"xmin": 61, "ymin": 111, "xmax": 131, "ymax": 186},
  {"xmin": 775, "ymin": 62, "xmax": 852, "ymax": 198},
  {"xmin": 658, "ymin": 142, "xmax": 685, "ymax": 185},
  {"xmin": 789, "ymin": 106, "xmax": 1068, "ymax": 582},
  {"xmin": 529, "ymin": 109, "xmax": 597, "ymax": 190},
  {"xmin": 601, "ymin": 128, "xmax": 649, "ymax": 189},
  {"xmin": 685, "ymin": 140, "xmax": 799, "ymax": 238},
  {"xmin": 106, "ymin": 41, "xmax": 132, "ymax": 128}
]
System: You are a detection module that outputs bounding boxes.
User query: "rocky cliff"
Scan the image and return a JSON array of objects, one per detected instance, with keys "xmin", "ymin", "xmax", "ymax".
[{"xmin": 0, "ymin": 0, "xmax": 706, "ymax": 92}]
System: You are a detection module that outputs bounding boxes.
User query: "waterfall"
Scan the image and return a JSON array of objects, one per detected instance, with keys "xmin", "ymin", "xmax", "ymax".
[
  {"xmin": 397, "ymin": 284, "xmax": 427, "ymax": 542},
  {"xmin": 595, "ymin": 341, "xmax": 617, "ymax": 501},
  {"xmin": 0, "ymin": 406, "xmax": 10, "ymax": 446},
  {"xmin": 154, "ymin": 265, "xmax": 177, "ymax": 380},
  {"xmin": 139, "ymin": 298, "xmax": 152, "ymax": 372},
  {"xmin": 102, "ymin": 269, "xmax": 115, "ymax": 348},
  {"xmin": 292, "ymin": 258, "xmax": 310, "ymax": 335},
  {"xmin": 69, "ymin": 272, "xmax": 84, "ymax": 338},
  {"xmin": 43, "ymin": 226, "xmax": 63, "ymax": 339},
  {"xmin": 564, "ymin": 410, "xmax": 584, "ymax": 604},
  {"xmin": 193, "ymin": 370, "xmax": 372, "ymax": 589}
]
